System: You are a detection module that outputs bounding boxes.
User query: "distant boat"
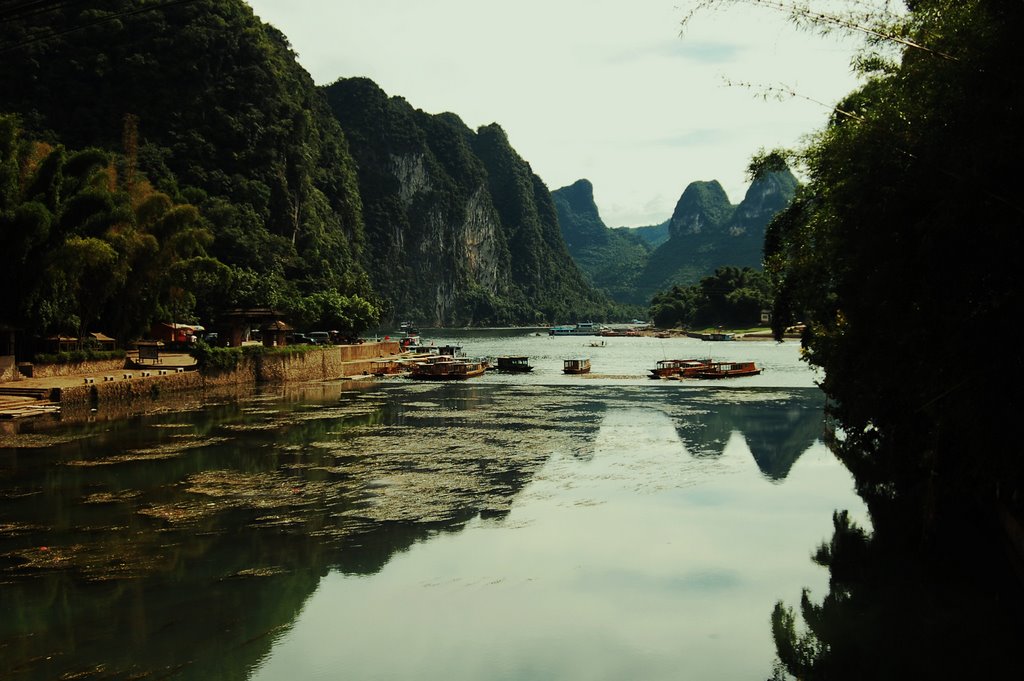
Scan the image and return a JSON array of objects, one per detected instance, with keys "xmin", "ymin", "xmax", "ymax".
[
  {"xmin": 409, "ymin": 358, "xmax": 487, "ymax": 380},
  {"xmin": 562, "ymin": 357, "xmax": 591, "ymax": 374},
  {"xmin": 549, "ymin": 323, "xmax": 602, "ymax": 336},
  {"xmin": 693, "ymin": 361, "xmax": 761, "ymax": 379},
  {"xmin": 648, "ymin": 358, "xmax": 713, "ymax": 379},
  {"xmin": 689, "ymin": 331, "xmax": 735, "ymax": 341},
  {"xmin": 495, "ymin": 355, "xmax": 533, "ymax": 372}
]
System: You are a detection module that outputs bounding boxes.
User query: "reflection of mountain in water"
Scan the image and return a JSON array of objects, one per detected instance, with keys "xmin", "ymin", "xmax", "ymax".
[
  {"xmin": 671, "ymin": 390, "xmax": 825, "ymax": 480},
  {"xmin": 0, "ymin": 382, "xmax": 602, "ymax": 681},
  {"xmin": 0, "ymin": 384, "xmax": 816, "ymax": 680}
]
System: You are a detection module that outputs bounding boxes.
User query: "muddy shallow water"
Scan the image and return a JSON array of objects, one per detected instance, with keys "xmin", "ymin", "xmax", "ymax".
[{"xmin": 0, "ymin": 374, "xmax": 868, "ymax": 681}]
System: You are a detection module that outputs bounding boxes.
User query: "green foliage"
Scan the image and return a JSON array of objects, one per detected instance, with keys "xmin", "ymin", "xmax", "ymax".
[
  {"xmin": 32, "ymin": 349, "xmax": 127, "ymax": 364},
  {"xmin": 585, "ymin": 166, "xmax": 798, "ymax": 305},
  {"xmin": 648, "ymin": 266, "xmax": 771, "ymax": 328},
  {"xmin": 722, "ymin": 1, "xmax": 1024, "ymax": 675},
  {"xmin": 0, "ymin": 117, "xmax": 212, "ymax": 341},
  {"xmin": 0, "ymin": 0, "xmax": 375, "ymax": 339},
  {"xmin": 551, "ymin": 179, "xmax": 653, "ymax": 309},
  {"xmin": 285, "ymin": 290, "xmax": 381, "ymax": 334},
  {"xmin": 764, "ymin": 0, "xmax": 1024, "ymax": 522},
  {"xmin": 324, "ymin": 78, "xmax": 618, "ymax": 326},
  {"xmin": 189, "ymin": 340, "xmax": 244, "ymax": 371}
]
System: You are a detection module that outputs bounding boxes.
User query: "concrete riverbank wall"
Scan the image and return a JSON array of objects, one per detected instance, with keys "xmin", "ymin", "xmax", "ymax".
[{"xmin": 55, "ymin": 342, "xmax": 402, "ymax": 407}]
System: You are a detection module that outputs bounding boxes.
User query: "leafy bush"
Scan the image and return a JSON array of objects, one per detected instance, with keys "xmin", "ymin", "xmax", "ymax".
[
  {"xmin": 33, "ymin": 349, "xmax": 126, "ymax": 364},
  {"xmin": 189, "ymin": 341, "xmax": 243, "ymax": 371}
]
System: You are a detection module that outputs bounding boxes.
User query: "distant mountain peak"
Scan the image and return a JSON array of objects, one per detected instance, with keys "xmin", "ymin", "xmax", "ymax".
[{"xmin": 668, "ymin": 180, "xmax": 734, "ymax": 239}]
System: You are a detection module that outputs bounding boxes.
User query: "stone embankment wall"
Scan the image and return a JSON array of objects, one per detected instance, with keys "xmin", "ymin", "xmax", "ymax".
[
  {"xmin": 255, "ymin": 343, "xmax": 398, "ymax": 383},
  {"xmin": 18, "ymin": 358, "xmax": 128, "ymax": 379},
  {"xmin": 57, "ymin": 342, "xmax": 402, "ymax": 406},
  {"xmin": 59, "ymin": 371, "xmax": 202, "ymax": 406}
]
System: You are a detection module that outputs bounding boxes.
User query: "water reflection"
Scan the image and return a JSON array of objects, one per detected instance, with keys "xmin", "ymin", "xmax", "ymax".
[
  {"xmin": 0, "ymin": 384, "xmax": 840, "ymax": 680},
  {"xmin": 668, "ymin": 391, "xmax": 826, "ymax": 480}
]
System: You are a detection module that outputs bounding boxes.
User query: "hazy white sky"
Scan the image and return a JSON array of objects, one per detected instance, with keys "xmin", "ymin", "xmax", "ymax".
[{"xmin": 244, "ymin": 1, "xmax": 864, "ymax": 227}]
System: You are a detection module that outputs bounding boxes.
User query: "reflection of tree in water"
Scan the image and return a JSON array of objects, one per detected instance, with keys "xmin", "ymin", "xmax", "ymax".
[
  {"xmin": 671, "ymin": 390, "xmax": 825, "ymax": 480},
  {"xmin": 769, "ymin": 506, "xmax": 1023, "ymax": 680},
  {"xmin": 0, "ymin": 382, "xmax": 602, "ymax": 681}
]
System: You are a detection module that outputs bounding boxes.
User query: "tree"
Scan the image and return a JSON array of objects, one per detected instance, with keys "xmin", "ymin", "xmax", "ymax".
[{"xmin": 685, "ymin": 1, "xmax": 1024, "ymax": 677}]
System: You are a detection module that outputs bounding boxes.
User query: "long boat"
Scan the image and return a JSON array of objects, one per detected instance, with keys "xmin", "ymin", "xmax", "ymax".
[
  {"xmin": 693, "ymin": 361, "xmax": 761, "ymax": 379},
  {"xmin": 689, "ymin": 331, "xmax": 735, "ymax": 341},
  {"xmin": 549, "ymin": 323, "xmax": 602, "ymax": 336},
  {"xmin": 408, "ymin": 358, "xmax": 487, "ymax": 380},
  {"xmin": 648, "ymin": 358, "xmax": 713, "ymax": 379},
  {"xmin": 562, "ymin": 358, "xmax": 591, "ymax": 374},
  {"xmin": 370, "ymin": 359, "xmax": 406, "ymax": 377}
]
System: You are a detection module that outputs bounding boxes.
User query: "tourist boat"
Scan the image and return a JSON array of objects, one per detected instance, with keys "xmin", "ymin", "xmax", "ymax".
[
  {"xmin": 370, "ymin": 360, "xmax": 405, "ymax": 377},
  {"xmin": 406, "ymin": 343, "xmax": 463, "ymax": 358},
  {"xmin": 408, "ymin": 358, "xmax": 487, "ymax": 380},
  {"xmin": 692, "ymin": 361, "xmax": 761, "ymax": 379},
  {"xmin": 495, "ymin": 355, "xmax": 533, "ymax": 372},
  {"xmin": 549, "ymin": 322, "xmax": 602, "ymax": 336},
  {"xmin": 562, "ymin": 357, "xmax": 591, "ymax": 374},
  {"xmin": 648, "ymin": 358, "xmax": 713, "ymax": 379}
]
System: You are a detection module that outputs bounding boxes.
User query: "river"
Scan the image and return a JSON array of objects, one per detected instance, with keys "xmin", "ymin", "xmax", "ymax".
[{"xmin": 0, "ymin": 330, "xmax": 866, "ymax": 680}]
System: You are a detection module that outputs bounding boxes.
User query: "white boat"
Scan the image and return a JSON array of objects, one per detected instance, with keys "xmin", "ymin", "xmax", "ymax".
[{"xmin": 549, "ymin": 322, "xmax": 602, "ymax": 336}]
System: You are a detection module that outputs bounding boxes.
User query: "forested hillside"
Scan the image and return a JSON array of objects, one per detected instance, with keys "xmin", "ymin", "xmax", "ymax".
[
  {"xmin": 551, "ymin": 180, "xmax": 652, "ymax": 306},
  {"xmin": 0, "ymin": 0, "xmax": 614, "ymax": 339},
  {"xmin": 325, "ymin": 79, "xmax": 615, "ymax": 325},
  {"xmin": 0, "ymin": 0, "xmax": 377, "ymax": 342},
  {"xmin": 554, "ymin": 157, "xmax": 796, "ymax": 308},
  {"xmin": 635, "ymin": 157, "xmax": 797, "ymax": 295}
]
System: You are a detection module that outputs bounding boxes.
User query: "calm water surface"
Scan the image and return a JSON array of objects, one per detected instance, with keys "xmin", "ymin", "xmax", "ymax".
[{"xmin": 0, "ymin": 331, "xmax": 865, "ymax": 680}]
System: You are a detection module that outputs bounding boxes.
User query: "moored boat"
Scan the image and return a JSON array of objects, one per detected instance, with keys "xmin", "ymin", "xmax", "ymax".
[
  {"xmin": 562, "ymin": 357, "xmax": 591, "ymax": 374},
  {"xmin": 648, "ymin": 358, "xmax": 713, "ymax": 379},
  {"xmin": 370, "ymin": 359, "xmax": 406, "ymax": 377},
  {"xmin": 689, "ymin": 331, "xmax": 735, "ymax": 341},
  {"xmin": 693, "ymin": 361, "xmax": 761, "ymax": 379},
  {"xmin": 409, "ymin": 358, "xmax": 487, "ymax": 380},
  {"xmin": 495, "ymin": 355, "xmax": 533, "ymax": 372}
]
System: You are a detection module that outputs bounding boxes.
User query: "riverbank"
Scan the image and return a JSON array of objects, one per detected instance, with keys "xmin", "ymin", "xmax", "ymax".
[{"xmin": 0, "ymin": 341, "xmax": 403, "ymax": 423}]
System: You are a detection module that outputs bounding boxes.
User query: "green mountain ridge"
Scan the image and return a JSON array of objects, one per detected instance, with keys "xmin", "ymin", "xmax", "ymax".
[
  {"xmin": 553, "ymin": 167, "xmax": 798, "ymax": 306},
  {"xmin": 0, "ymin": 0, "xmax": 616, "ymax": 337},
  {"xmin": 323, "ymin": 78, "xmax": 612, "ymax": 325}
]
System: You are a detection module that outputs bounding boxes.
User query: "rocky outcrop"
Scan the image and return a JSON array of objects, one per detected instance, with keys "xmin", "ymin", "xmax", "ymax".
[
  {"xmin": 667, "ymin": 180, "xmax": 735, "ymax": 238},
  {"xmin": 552, "ymin": 179, "xmax": 653, "ymax": 306},
  {"xmin": 324, "ymin": 78, "xmax": 607, "ymax": 325},
  {"xmin": 554, "ymin": 166, "xmax": 798, "ymax": 305},
  {"xmin": 636, "ymin": 167, "xmax": 798, "ymax": 294}
]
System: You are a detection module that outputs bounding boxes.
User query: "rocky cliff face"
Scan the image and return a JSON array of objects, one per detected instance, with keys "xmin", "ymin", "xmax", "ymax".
[
  {"xmin": 552, "ymin": 180, "xmax": 652, "ymax": 306},
  {"xmin": 324, "ymin": 78, "xmax": 607, "ymax": 325},
  {"xmin": 667, "ymin": 180, "xmax": 735, "ymax": 238}
]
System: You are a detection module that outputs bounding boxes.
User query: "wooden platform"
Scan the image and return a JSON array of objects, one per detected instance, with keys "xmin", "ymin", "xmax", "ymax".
[{"xmin": 0, "ymin": 393, "xmax": 59, "ymax": 419}]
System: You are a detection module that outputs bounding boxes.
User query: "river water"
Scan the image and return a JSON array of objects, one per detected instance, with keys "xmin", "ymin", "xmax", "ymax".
[{"xmin": 0, "ymin": 330, "xmax": 866, "ymax": 680}]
